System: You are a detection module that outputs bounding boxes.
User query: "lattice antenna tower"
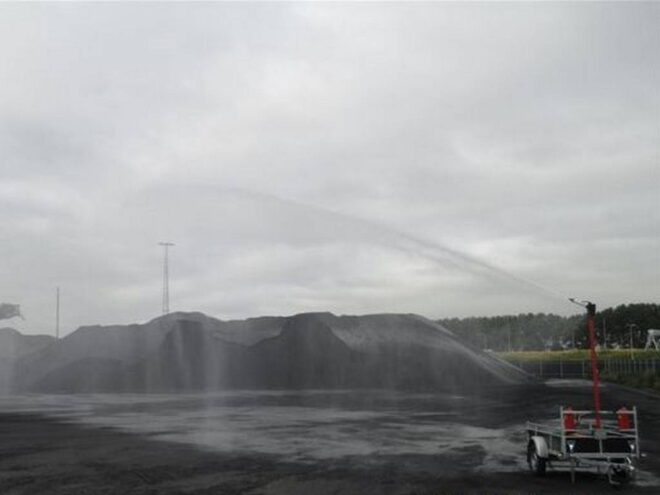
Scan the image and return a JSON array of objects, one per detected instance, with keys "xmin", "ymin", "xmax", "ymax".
[
  {"xmin": 158, "ymin": 242, "xmax": 174, "ymax": 314},
  {"xmin": 55, "ymin": 287, "xmax": 60, "ymax": 339}
]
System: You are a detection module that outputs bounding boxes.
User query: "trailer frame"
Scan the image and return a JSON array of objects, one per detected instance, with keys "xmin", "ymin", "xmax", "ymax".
[{"xmin": 526, "ymin": 406, "xmax": 640, "ymax": 486}]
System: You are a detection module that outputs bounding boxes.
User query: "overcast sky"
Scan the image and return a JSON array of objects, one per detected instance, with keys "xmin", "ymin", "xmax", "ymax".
[{"xmin": 1, "ymin": 2, "xmax": 658, "ymax": 336}]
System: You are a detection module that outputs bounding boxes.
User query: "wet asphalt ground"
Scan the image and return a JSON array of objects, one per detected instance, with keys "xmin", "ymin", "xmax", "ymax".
[{"xmin": 0, "ymin": 381, "xmax": 659, "ymax": 495}]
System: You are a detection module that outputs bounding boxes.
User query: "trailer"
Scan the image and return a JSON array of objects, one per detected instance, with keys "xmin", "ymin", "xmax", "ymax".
[
  {"xmin": 526, "ymin": 299, "xmax": 643, "ymax": 487},
  {"xmin": 526, "ymin": 406, "xmax": 640, "ymax": 486}
]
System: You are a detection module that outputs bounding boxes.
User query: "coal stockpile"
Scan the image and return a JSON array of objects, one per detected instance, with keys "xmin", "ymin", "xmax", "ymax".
[{"xmin": 4, "ymin": 312, "xmax": 531, "ymax": 394}]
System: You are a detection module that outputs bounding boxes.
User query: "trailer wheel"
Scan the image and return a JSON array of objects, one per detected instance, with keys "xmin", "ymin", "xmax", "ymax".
[
  {"xmin": 527, "ymin": 440, "xmax": 547, "ymax": 476},
  {"xmin": 608, "ymin": 463, "xmax": 631, "ymax": 489}
]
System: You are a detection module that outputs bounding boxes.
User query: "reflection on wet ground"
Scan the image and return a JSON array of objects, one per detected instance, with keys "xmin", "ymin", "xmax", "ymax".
[
  {"xmin": 1, "ymin": 384, "xmax": 659, "ymax": 489},
  {"xmin": 0, "ymin": 391, "xmax": 525, "ymax": 471}
]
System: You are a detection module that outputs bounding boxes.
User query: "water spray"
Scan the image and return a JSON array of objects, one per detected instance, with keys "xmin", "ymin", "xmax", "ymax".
[{"xmin": 222, "ymin": 186, "xmax": 570, "ymax": 304}]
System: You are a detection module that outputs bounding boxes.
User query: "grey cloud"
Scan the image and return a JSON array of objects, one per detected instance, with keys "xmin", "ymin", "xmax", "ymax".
[{"xmin": 0, "ymin": 2, "xmax": 657, "ymax": 335}]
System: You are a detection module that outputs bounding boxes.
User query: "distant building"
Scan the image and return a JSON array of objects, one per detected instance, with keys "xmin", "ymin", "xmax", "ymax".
[{"xmin": 644, "ymin": 329, "xmax": 660, "ymax": 350}]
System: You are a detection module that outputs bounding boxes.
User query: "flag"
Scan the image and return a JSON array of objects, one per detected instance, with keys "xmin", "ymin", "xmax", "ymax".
[{"xmin": 0, "ymin": 303, "xmax": 23, "ymax": 320}]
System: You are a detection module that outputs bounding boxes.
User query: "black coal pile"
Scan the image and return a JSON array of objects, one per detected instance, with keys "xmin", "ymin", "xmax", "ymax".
[{"xmin": 5, "ymin": 312, "xmax": 530, "ymax": 393}]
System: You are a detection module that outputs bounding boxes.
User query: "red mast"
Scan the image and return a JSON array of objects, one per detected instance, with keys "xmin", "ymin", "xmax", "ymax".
[
  {"xmin": 570, "ymin": 298, "xmax": 601, "ymax": 429},
  {"xmin": 586, "ymin": 302, "xmax": 601, "ymax": 429}
]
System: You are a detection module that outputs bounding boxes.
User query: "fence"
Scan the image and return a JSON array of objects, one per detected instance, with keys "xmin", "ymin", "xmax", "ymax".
[{"xmin": 508, "ymin": 358, "xmax": 660, "ymax": 379}]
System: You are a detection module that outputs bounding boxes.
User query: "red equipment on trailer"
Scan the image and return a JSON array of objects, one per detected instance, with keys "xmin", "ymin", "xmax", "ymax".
[{"xmin": 525, "ymin": 300, "xmax": 641, "ymax": 487}]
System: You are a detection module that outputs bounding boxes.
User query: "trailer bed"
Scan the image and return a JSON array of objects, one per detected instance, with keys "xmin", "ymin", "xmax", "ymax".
[{"xmin": 526, "ymin": 407, "xmax": 640, "ymax": 486}]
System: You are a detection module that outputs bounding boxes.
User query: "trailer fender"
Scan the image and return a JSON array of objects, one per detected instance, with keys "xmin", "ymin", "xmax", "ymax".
[{"xmin": 529, "ymin": 436, "xmax": 548, "ymax": 459}]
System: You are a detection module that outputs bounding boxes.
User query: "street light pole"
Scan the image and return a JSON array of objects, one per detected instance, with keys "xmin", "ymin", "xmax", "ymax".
[
  {"xmin": 627, "ymin": 323, "xmax": 637, "ymax": 361},
  {"xmin": 158, "ymin": 242, "xmax": 175, "ymax": 315}
]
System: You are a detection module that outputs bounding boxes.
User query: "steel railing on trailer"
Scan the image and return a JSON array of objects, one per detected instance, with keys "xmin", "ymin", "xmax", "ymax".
[{"xmin": 526, "ymin": 407, "xmax": 640, "ymax": 485}]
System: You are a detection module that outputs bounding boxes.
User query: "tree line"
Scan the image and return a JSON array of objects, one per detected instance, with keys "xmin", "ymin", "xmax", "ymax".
[{"xmin": 439, "ymin": 303, "xmax": 660, "ymax": 352}]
